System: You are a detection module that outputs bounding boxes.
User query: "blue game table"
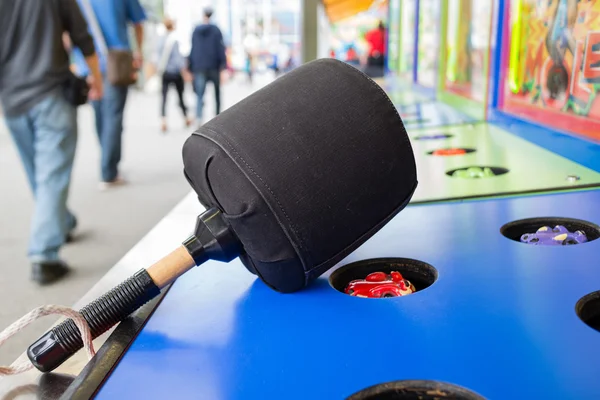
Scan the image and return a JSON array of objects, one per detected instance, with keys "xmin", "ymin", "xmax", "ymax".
[
  {"xmin": 90, "ymin": 189, "xmax": 600, "ymax": 399},
  {"xmin": 3, "ymin": 119, "xmax": 600, "ymax": 400}
]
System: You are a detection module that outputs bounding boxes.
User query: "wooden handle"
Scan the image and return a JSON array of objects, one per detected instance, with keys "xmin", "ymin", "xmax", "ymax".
[{"xmin": 146, "ymin": 245, "xmax": 196, "ymax": 288}]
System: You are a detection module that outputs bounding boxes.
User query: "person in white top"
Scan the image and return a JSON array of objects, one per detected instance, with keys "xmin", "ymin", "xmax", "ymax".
[{"xmin": 153, "ymin": 18, "xmax": 191, "ymax": 133}]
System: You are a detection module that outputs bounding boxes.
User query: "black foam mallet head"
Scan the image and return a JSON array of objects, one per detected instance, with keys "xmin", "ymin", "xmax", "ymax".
[
  {"xmin": 182, "ymin": 58, "xmax": 418, "ymax": 292},
  {"xmin": 26, "ymin": 58, "xmax": 417, "ymax": 373}
]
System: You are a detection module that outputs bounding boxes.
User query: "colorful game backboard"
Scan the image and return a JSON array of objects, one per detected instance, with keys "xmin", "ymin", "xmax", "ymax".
[
  {"xmin": 438, "ymin": 0, "xmax": 495, "ymax": 120},
  {"xmin": 501, "ymin": 0, "xmax": 600, "ymax": 141},
  {"xmin": 385, "ymin": 0, "xmax": 432, "ymax": 105},
  {"xmin": 416, "ymin": 0, "xmax": 441, "ymax": 88}
]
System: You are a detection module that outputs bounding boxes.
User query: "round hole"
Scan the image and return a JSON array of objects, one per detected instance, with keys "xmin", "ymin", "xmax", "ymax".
[
  {"xmin": 414, "ymin": 133, "xmax": 454, "ymax": 141},
  {"xmin": 500, "ymin": 217, "xmax": 600, "ymax": 246},
  {"xmin": 446, "ymin": 166, "xmax": 509, "ymax": 179},
  {"xmin": 427, "ymin": 148, "xmax": 476, "ymax": 156},
  {"xmin": 404, "ymin": 118, "xmax": 431, "ymax": 125},
  {"xmin": 329, "ymin": 258, "xmax": 437, "ymax": 298},
  {"xmin": 576, "ymin": 291, "xmax": 600, "ymax": 332},
  {"xmin": 400, "ymin": 112, "xmax": 418, "ymax": 118},
  {"xmin": 347, "ymin": 380, "xmax": 486, "ymax": 400}
]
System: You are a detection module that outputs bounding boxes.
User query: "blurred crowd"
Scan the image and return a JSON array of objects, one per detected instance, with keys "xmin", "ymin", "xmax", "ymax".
[
  {"xmin": 329, "ymin": 20, "xmax": 387, "ymax": 78},
  {"xmin": 0, "ymin": 0, "xmax": 246, "ymax": 285}
]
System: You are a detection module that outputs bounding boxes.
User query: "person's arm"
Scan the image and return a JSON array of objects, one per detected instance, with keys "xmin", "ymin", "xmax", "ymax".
[
  {"xmin": 148, "ymin": 35, "xmax": 163, "ymax": 77},
  {"xmin": 217, "ymin": 28, "xmax": 227, "ymax": 71},
  {"xmin": 84, "ymin": 54, "xmax": 103, "ymax": 100},
  {"xmin": 58, "ymin": 0, "xmax": 103, "ymax": 98},
  {"xmin": 172, "ymin": 42, "xmax": 186, "ymax": 74},
  {"xmin": 133, "ymin": 23, "xmax": 144, "ymax": 67},
  {"xmin": 125, "ymin": 0, "xmax": 147, "ymax": 67},
  {"xmin": 187, "ymin": 28, "xmax": 196, "ymax": 73}
]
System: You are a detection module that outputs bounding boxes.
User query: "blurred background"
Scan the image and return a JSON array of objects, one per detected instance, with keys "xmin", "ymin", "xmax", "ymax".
[{"xmin": 0, "ymin": 0, "xmax": 392, "ymax": 364}]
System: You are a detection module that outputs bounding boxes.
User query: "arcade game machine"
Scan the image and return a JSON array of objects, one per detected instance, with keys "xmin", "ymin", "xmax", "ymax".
[
  {"xmin": 22, "ymin": 1, "xmax": 600, "ymax": 399},
  {"xmin": 395, "ymin": 0, "xmax": 491, "ymax": 129},
  {"xmin": 385, "ymin": 0, "xmax": 434, "ymax": 105},
  {"xmin": 405, "ymin": 0, "xmax": 600, "ymax": 204}
]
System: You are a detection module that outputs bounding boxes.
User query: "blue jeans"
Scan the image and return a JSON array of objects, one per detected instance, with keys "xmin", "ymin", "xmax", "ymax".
[
  {"xmin": 91, "ymin": 79, "xmax": 129, "ymax": 182},
  {"xmin": 193, "ymin": 70, "xmax": 221, "ymax": 119},
  {"xmin": 5, "ymin": 91, "xmax": 77, "ymax": 262}
]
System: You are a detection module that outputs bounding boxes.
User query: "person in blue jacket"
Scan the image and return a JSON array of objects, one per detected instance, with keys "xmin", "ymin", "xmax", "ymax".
[
  {"xmin": 73, "ymin": 0, "xmax": 146, "ymax": 190},
  {"xmin": 188, "ymin": 7, "xmax": 227, "ymax": 125}
]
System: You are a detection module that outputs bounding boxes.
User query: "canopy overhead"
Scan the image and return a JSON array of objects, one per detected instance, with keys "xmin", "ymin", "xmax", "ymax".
[{"xmin": 323, "ymin": 0, "xmax": 375, "ymax": 23}]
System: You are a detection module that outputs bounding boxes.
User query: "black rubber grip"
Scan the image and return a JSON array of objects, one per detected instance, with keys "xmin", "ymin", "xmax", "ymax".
[{"xmin": 27, "ymin": 269, "xmax": 160, "ymax": 372}]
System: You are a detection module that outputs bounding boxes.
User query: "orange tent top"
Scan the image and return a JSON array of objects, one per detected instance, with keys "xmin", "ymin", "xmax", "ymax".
[{"xmin": 323, "ymin": 0, "xmax": 375, "ymax": 23}]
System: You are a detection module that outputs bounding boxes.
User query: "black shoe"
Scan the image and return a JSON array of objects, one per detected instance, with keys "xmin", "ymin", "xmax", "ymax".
[
  {"xmin": 31, "ymin": 260, "xmax": 71, "ymax": 285},
  {"xmin": 65, "ymin": 216, "xmax": 78, "ymax": 243}
]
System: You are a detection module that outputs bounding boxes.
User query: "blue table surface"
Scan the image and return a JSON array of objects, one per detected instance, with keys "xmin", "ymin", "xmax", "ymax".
[
  {"xmin": 397, "ymin": 102, "xmax": 478, "ymax": 130},
  {"xmin": 97, "ymin": 190, "xmax": 600, "ymax": 400}
]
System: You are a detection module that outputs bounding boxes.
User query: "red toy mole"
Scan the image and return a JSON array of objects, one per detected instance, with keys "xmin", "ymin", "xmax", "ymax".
[{"xmin": 344, "ymin": 271, "xmax": 416, "ymax": 298}]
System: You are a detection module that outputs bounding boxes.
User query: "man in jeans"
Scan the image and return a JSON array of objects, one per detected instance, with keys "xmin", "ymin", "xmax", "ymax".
[
  {"xmin": 189, "ymin": 7, "xmax": 227, "ymax": 125},
  {"xmin": 0, "ymin": 0, "xmax": 102, "ymax": 284},
  {"xmin": 73, "ymin": 0, "xmax": 146, "ymax": 190}
]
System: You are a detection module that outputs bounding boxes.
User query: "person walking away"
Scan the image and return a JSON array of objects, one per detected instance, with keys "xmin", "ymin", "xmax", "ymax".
[
  {"xmin": 364, "ymin": 21, "xmax": 387, "ymax": 78},
  {"xmin": 188, "ymin": 7, "xmax": 227, "ymax": 125},
  {"xmin": 153, "ymin": 18, "xmax": 191, "ymax": 133},
  {"xmin": 269, "ymin": 52, "xmax": 280, "ymax": 77},
  {"xmin": 73, "ymin": 0, "xmax": 146, "ymax": 190},
  {"xmin": 345, "ymin": 44, "xmax": 360, "ymax": 66},
  {"xmin": 245, "ymin": 51, "xmax": 255, "ymax": 83},
  {"xmin": 0, "ymin": 0, "xmax": 102, "ymax": 284}
]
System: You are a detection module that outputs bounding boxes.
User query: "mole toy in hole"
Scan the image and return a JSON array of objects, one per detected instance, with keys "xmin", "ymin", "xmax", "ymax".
[
  {"xmin": 520, "ymin": 225, "xmax": 588, "ymax": 245},
  {"xmin": 432, "ymin": 148, "xmax": 467, "ymax": 156},
  {"xmin": 344, "ymin": 271, "xmax": 416, "ymax": 298},
  {"xmin": 452, "ymin": 167, "xmax": 496, "ymax": 178}
]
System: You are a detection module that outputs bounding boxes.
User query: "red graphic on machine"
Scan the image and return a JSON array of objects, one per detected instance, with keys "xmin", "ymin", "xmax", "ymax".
[{"xmin": 344, "ymin": 271, "xmax": 416, "ymax": 298}]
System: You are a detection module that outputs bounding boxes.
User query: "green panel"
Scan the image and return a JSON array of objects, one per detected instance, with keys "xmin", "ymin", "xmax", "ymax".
[
  {"xmin": 436, "ymin": 0, "xmax": 448, "ymax": 93},
  {"xmin": 438, "ymin": 0, "xmax": 493, "ymax": 119},
  {"xmin": 407, "ymin": 123, "xmax": 600, "ymax": 203},
  {"xmin": 388, "ymin": 0, "xmax": 402, "ymax": 73},
  {"xmin": 438, "ymin": 91, "xmax": 485, "ymax": 120}
]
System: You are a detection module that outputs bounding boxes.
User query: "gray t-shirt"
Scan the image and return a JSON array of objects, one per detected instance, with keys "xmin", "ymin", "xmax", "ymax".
[{"xmin": 0, "ymin": 0, "xmax": 95, "ymax": 116}]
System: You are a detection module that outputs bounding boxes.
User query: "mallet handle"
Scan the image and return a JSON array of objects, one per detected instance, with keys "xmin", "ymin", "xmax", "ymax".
[
  {"xmin": 27, "ymin": 207, "xmax": 241, "ymax": 373},
  {"xmin": 147, "ymin": 245, "xmax": 196, "ymax": 288},
  {"xmin": 27, "ymin": 246, "xmax": 195, "ymax": 372}
]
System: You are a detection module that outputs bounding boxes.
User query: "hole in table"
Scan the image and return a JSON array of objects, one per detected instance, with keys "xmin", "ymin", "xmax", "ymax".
[
  {"xmin": 577, "ymin": 291, "xmax": 600, "ymax": 332},
  {"xmin": 347, "ymin": 380, "xmax": 486, "ymax": 400},
  {"xmin": 446, "ymin": 166, "xmax": 509, "ymax": 178},
  {"xmin": 427, "ymin": 148, "xmax": 476, "ymax": 156},
  {"xmin": 329, "ymin": 258, "xmax": 437, "ymax": 299},
  {"xmin": 400, "ymin": 112, "xmax": 418, "ymax": 118},
  {"xmin": 500, "ymin": 217, "xmax": 600, "ymax": 246},
  {"xmin": 403, "ymin": 118, "xmax": 431, "ymax": 125},
  {"xmin": 414, "ymin": 133, "xmax": 454, "ymax": 141}
]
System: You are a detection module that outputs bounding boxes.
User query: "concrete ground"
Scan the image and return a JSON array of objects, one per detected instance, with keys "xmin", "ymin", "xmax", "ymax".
[{"xmin": 0, "ymin": 73, "xmax": 272, "ymax": 364}]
